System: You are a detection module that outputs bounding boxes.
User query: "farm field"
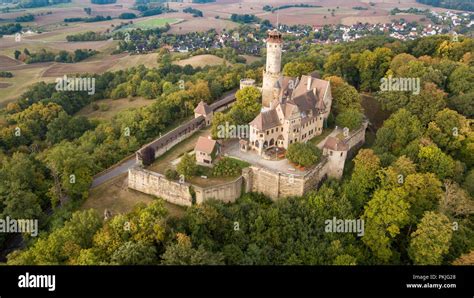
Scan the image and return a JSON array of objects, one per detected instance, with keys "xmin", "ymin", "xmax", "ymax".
[{"xmin": 118, "ymin": 17, "xmax": 181, "ymax": 31}]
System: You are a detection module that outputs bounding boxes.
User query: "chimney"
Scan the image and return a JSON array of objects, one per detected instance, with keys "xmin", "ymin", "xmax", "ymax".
[{"xmin": 307, "ymin": 77, "xmax": 312, "ymax": 91}]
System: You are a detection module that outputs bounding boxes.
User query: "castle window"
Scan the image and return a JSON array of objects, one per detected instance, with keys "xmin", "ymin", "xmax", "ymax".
[
  {"xmin": 281, "ymin": 127, "xmax": 283, "ymax": 132},
  {"xmin": 340, "ymin": 152, "xmax": 343, "ymax": 157},
  {"xmin": 330, "ymin": 151, "xmax": 333, "ymax": 156},
  {"xmin": 266, "ymin": 130, "xmax": 269, "ymax": 135}
]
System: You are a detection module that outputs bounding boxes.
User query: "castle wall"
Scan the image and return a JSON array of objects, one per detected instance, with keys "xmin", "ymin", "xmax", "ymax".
[
  {"xmin": 128, "ymin": 167, "xmax": 193, "ymax": 206},
  {"xmin": 194, "ymin": 176, "xmax": 242, "ymax": 204},
  {"xmin": 128, "ymin": 167, "xmax": 243, "ymax": 206},
  {"xmin": 243, "ymin": 163, "xmax": 328, "ymax": 200}
]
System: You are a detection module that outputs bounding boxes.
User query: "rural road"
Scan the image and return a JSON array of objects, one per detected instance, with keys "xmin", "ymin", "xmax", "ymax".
[{"xmin": 91, "ymin": 157, "xmax": 136, "ymax": 188}]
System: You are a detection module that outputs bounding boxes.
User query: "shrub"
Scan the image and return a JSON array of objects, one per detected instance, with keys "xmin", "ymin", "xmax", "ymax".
[
  {"xmin": 212, "ymin": 157, "xmax": 244, "ymax": 177},
  {"xmin": 286, "ymin": 142, "xmax": 322, "ymax": 167},
  {"xmin": 165, "ymin": 169, "xmax": 179, "ymax": 180}
]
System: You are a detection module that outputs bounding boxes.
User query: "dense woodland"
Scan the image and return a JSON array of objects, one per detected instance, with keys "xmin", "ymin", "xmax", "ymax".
[
  {"xmin": 1, "ymin": 33, "xmax": 473, "ymax": 265},
  {"xmin": 416, "ymin": 0, "xmax": 474, "ymax": 12}
]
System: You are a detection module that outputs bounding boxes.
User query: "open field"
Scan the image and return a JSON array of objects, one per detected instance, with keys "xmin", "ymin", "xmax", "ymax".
[
  {"xmin": 0, "ymin": 55, "xmax": 21, "ymax": 68},
  {"xmin": 82, "ymin": 172, "xmax": 186, "ymax": 218},
  {"xmin": 0, "ymin": 65, "xmax": 56, "ymax": 107},
  {"xmin": 173, "ymin": 54, "xmax": 227, "ymax": 68},
  {"xmin": 168, "ymin": 16, "xmax": 238, "ymax": 34},
  {"xmin": 108, "ymin": 52, "xmax": 160, "ymax": 71},
  {"xmin": 118, "ymin": 17, "xmax": 181, "ymax": 31},
  {"xmin": 77, "ymin": 97, "xmax": 156, "ymax": 120},
  {"xmin": 41, "ymin": 53, "xmax": 127, "ymax": 77}
]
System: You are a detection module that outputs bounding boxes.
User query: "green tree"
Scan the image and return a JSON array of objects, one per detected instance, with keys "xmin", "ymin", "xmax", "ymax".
[
  {"xmin": 362, "ymin": 188, "xmax": 410, "ymax": 262},
  {"xmin": 282, "ymin": 61, "xmax": 315, "ymax": 77},
  {"xmin": 326, "ymin": 76, "xmax": 362, "ymax": 114},
  {"xmin": 417, "ymin": 144, "xmax": 457, "ymax": 180},
  {"xmin": 286, "ymin": 142, "xmax": 321, "ymax": 167},
  {"xmin": 374, "ymin": 109, "xmax": 423, "ymax": 159},
  {"xmin": 161, "ymin": 233, "xmax": 225, "ymax": 265},
  {"xmin": 344, "ymin": 149, "xmax": 381, "ymax": 211},
  {"xmin": 230, "ymin": 86, "xmax": 261, "ymax": 123},
  {"xmin": 177, "ymin": 153, "xmax": 198, "ymax": 178},
  {"xmin": 406, "ymin": 82, "xmax": 446, "ymax": 125},
  {"xmin": 335, "ymin": 108, "xmax": 363, "ymax": 130},
  {"xmin": 408, "ymin": 211, "xmax": 453, "ymax": 265},
  {"xmin": 447, "ymin": 64, "xmax": 474, "ymax": 96},
  {"xmin": 43, "ymin": 141, "xmax": 95, "ymax": 204},
  {"xmin": 357, "ymin": 47, "xmax": 393, "ymax": 91},
  {"xmin": 111, "ymin": 241, "xmax": 157, "ymax": 265}
]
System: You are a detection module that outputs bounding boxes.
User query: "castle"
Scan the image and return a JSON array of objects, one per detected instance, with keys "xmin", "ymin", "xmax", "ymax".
[
  {"xmin": 248, "ymin": 29, "xmax": 332, "ymax": 156},
  {"xmin": 129, "ymin": 29, "xmax": 367, "ymax": 206}
]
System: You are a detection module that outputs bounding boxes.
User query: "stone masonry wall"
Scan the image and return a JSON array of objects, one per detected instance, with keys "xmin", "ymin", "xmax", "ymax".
[
  {"xmin": 128, "ymin": 167, "xmax": 193, "ymax": 206},
  {"xmin": 194, "ymin": 176, "xmax": 242, "ymax": 204},
  {"xmin": 129, "ymin": 167, "xmax": 243, "ymax": 206}
]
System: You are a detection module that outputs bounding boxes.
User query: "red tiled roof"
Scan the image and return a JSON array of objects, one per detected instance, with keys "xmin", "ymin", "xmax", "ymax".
[{"xmin": 195, "ymin": 136, "xmax": 217, "ymax": 154}]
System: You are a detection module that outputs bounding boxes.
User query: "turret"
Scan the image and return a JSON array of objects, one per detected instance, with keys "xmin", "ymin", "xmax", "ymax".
[{"xmin": 262, "ymin": 29, "xmax": 283, "ymax": 108}]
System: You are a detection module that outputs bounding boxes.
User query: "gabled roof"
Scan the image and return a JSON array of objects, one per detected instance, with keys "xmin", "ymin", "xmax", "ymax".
[
  {"xmin": 195, "ymin": 136, "xmax": 217, "ymax": 154},
  {"xmin": 250, "ymin": 109, "xmax": 280, "ymax": 131},
  {"xmin": 323, "ymin": 136, "xmax": 349, "ymax": 151},
  {"xmin": 194, "ymin": 101, "xmax": 211, "ymax": 115}
]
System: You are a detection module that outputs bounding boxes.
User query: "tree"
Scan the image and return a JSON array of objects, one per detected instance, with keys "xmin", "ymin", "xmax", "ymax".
[
  {"xmin": 378, "ymin": 155, "xmax": 417, "ymax": 189},
  {"xmin": 408, "ymin": 211, "xmax": 452, "ymax": 265},
  {"xmin": 448, "ymin": 91, "xmax": 474, "ymax": 118},
  {"xmin": 211, "ymin": 112, "xmax": 234, "ymax": 139},
  {"xmin": 374, "ymin": 109, "xmax": 423, "ymax": 158},
  {"xmin": 177, "ymin": 153, "xmax": 198, "ymax": 178},
  {"xmin": 463, "ymin": 170, "xmax": 474, "ymax": 197},
  {"xmin": 447, "ymin": 64, "xmax": 474, "ymax": 96},
  {"xmin": 357, "ymin": 47, "xmax": 393, "ymax": 91},
  {"xmin": 111, "ymin": 241, "xmax": 157, "ymax": 265},
  {"xmin": 285, "ymin": 142, "xmax": 321, "ymax": 168},
  {"xmin": 335, "ymin": 108, "xmax": 363, "ymax": 130},
  {"xmin": 417, "ymin": 144, "xmax": 457, "ymax": 180},
  {"xmin": 344, "ymin": 149, "xmax": 381, "ymax": 211},
  {"xmin": 141, "ymin": 146, "xmax": 155, "ymax": 166},
  {"xmin": 161, "ymin": 233, "xmax": 225, "ymax": 265},
  {"xmin": 7, "ymin": 209, "xmax": 102, "ymax": 265},
  {"xmin": 452, "ymin": 250, "xmax": 474, "ymax": 265},
  {"xmin": 46, "ymin": 112, "xmax": 93, "ymax": 144},
  {"xmin": 282, "ymin": 61, "xmax": 315, "ymax": 77},
  {"xmin": 402, "ymin": 173, "xmax": 443, "ymax": 222},
  {"xmin": 425, "ymin": 108, "xmax": 470, "ymax": 156},
  {"xmin": 230, "ymin": 86, "xmax": 261, "ymax": 124},
  {"xmin": 406, "ymin": 82, "xmax": 446, "ymax": 125},
  {"xmin": 440, "ymin": 180, "xmax": 474, "ymax": 217},
  {"xmin": 362, "ymin": 188, "xmax": 410, "ymax": 262},
  {"xmin": 326, "ymin": 76, "xmax": 362, "ymax": 115},
  {"xmin": 43, "ymin": 141, "xmax": 95, "ymax": 204}
]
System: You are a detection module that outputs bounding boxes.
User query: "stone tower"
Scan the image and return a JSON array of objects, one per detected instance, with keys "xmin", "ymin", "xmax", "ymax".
[{"xmin": 262, "ymin": 29, "xmax": 282, "ymax": 108}]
